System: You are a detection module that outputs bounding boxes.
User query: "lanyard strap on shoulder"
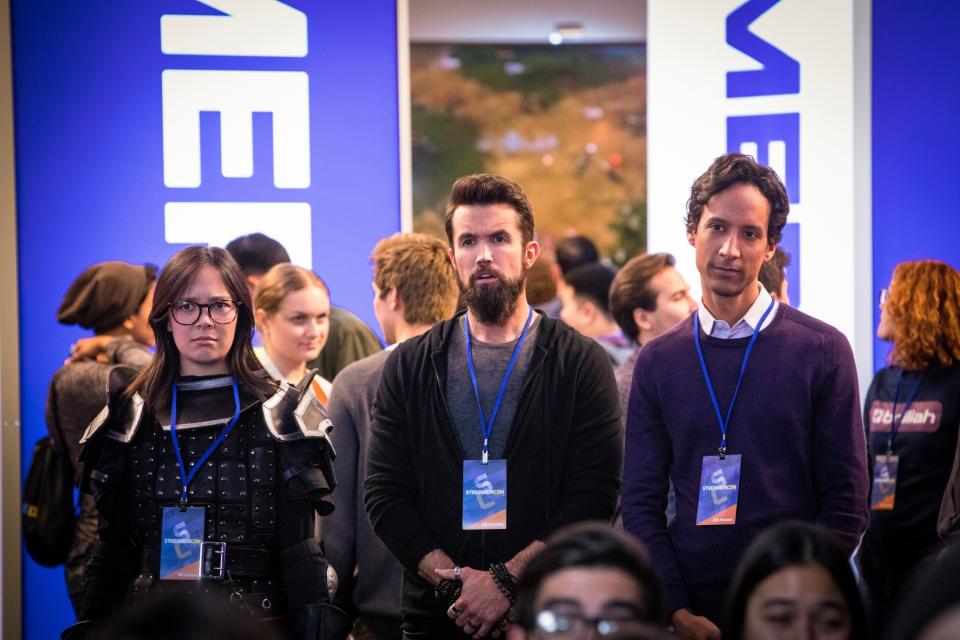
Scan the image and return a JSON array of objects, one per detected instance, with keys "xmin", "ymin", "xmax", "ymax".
[
  {"xmin": 886, "ymin": 369, "xmax": 924, "ymax": 454},
  {"xmin": 170, "ymin": 377, "xmax": 241, "ymax": 509},
  {"xmin": 693, "ymin": 297, "xmax": 776, "ymax": 458}
]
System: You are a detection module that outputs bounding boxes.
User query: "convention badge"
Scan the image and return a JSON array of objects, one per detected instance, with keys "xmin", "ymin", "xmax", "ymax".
[
  {"xmin": 160, "ymin": 506, "xmax": 205, "ymax": 580},
  {"xmin": 462, "ymin": 459, "xmax": 507, "ymax": 530},
  {"xmin": 696, "ymin": 455, "xmax": 741, "ymax": 526},
  {"xmin": 870, "ymin": 454, "xmax": 899, "ymax": 511}
]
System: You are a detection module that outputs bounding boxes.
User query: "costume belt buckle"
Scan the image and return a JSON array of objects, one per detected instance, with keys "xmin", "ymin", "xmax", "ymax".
[{"xmin": 200, "ymin": 541, "xmax": 227, "ymax": 580}]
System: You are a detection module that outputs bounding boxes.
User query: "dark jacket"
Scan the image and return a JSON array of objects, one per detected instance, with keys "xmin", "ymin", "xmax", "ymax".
[{"xmin": 364, "ymin": 312, "xmax": 622, "ymax": 630}]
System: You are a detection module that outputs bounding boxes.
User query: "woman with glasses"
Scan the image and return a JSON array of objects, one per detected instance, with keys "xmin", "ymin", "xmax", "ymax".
[
  {"xmin": 856, "ymin": 259, "xmax": 960, "ymax": 634},
  {"xmin": 253, "ymin": 263, "xmax": 332, "ymax": 404},
  {"xmin": 64, "ymin": 246, "xmax": 349, "ymax": 640}
]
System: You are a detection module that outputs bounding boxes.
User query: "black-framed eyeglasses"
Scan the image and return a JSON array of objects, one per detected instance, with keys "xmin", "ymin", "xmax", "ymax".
[
  {"xmin": 168, "ymin": 300, "xmax": 240, "ymax": 325},
  {"xmin": 535, "ymin": 609, "xmax": 644, "ymax": 638}
]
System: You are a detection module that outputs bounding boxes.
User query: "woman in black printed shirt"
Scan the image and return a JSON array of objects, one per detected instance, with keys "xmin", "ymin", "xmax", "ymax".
[{"xmin": 858, "ymin": 259, "xmax": 960, "ymax": 633}]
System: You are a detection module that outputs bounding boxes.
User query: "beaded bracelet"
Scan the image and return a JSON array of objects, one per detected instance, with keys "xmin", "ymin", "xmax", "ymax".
[{"xmin": 488, "ymin": 562, "xmax": 518, "ymax": 603}]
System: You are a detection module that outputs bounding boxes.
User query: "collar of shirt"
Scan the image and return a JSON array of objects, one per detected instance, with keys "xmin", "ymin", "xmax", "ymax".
[
  {"xmin": 254, "ymin": 346, "xmax": 283, "ymax": 382},
  {"xmin": 697, "ymin": 284, "xmax": 778, "ymax": 339}
]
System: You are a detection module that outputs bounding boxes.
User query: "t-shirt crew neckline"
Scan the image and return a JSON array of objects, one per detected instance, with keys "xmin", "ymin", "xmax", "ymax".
[{"xmin": 459, "ymin": 311, "xmax": 541, "ymax": 347}]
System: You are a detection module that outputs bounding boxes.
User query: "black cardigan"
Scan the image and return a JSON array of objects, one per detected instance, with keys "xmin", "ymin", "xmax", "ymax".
[{"xmin": 363, "ymin": 312, "xmax": 623, "ymax": 623}]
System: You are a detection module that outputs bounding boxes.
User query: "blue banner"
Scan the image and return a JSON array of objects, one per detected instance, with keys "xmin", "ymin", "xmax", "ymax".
[{"xmin": 11, "ymin": 2, "xmax": 400, "ymax": 636}]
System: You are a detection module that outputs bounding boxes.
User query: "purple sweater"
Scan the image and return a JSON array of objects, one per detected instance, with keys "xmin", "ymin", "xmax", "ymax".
[{"xmin": 622, "ymin": 305, "xmax": 868, "ymax": 622}]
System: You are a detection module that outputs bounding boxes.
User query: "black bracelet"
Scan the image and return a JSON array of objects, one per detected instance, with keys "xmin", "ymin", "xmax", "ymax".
[
  {"xmin": 434, "ymin": 578, "xmax": 462, "ymax": 604},
  {"xmin": 488, "ymin": 562, "xmax": 518, "ymax": 603}
]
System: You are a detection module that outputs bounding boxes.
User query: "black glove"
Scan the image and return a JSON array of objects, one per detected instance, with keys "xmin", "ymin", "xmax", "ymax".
[{"xmin": 281, "ymin": 539, "xmax": 354, "ymax": 640}]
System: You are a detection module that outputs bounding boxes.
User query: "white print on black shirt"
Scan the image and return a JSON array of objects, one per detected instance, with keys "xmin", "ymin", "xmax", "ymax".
[{"xmin": 868, "ymin": 401, "xmax": 943, "ymax": 433}]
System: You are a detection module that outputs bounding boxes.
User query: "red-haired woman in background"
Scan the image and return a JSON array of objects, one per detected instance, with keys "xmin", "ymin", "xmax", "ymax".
[{"xmin": 857, "ymin": 259, "xmax": 960, "ymax": 634}]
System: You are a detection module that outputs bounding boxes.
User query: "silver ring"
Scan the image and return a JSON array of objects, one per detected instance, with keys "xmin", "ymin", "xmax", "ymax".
[
  {"xmin": 453, "ymin": 565, "xmax": 462, "ymax": 580},
  {"xmin": 464, "ymin": 621, "xmax": 479, "ymax": 631},
  {"xmin": 449, "ymin": 606, "xmax": 463, "ymax": 619}
]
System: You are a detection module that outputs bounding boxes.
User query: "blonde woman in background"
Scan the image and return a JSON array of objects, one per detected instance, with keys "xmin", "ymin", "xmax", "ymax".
[{"xmin": 254, "ymin": 263, "xmax": 333, "ymax": 403}]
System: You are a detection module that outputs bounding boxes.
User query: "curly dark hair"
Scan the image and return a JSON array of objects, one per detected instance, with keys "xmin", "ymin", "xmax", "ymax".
[{"xmin": 686, "ymin": 153, "xmax": 790, "ymax": 244}]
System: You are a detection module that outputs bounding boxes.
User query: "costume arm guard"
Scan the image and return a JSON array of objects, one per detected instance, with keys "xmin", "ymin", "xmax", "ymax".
[
  {"xmin": 78, "ymin": 541, "xmax": 139, "ymax": 624},
  {"xmin": 281, "ymin": 539, "xmax": 353, "ymax": 640},
  {"xmin": 74, "ymin": 366, "xmax": 141, "ymax": 629},
  {"xmin": 265, "ymin": 370, "xmax": 338, "ymax": 515}
]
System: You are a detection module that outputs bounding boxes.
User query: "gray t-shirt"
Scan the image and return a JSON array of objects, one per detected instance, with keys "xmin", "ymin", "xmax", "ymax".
[{"xmin": 446, "ymin": 313, "xmax": 540, "ymax": 460}]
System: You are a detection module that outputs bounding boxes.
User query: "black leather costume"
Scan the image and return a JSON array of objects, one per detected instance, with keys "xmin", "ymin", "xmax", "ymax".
[{"xmin": 67, "ymin": 370, "xmax": 348, "ymax": 639}]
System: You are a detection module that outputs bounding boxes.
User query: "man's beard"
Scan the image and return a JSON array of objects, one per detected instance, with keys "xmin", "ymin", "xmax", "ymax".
[{"xmin": 460, "ymin": 267, "xmax": 526, "ymax": 325}]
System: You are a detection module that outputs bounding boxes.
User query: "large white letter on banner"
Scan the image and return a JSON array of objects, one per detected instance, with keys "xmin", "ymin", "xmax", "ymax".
[
  {"xmin": 162, "ymin": 69, "xmax": 311, "ymax": 189},
  {"xmin": 164, "ymin": 202, "xmax": 313, "ymax": 267},
  {"xmin": 161, "ymin": 0, "xmax": 307, "ymax": 57},
  {"xmin": 647, "ymin": 0, "xmax": 872, "ymax": 391}
]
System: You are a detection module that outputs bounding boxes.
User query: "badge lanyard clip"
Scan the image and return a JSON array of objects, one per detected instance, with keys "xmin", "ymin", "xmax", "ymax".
[
  {"xmin": 694, "ymin": 298, "xmax": 775, "ymax": 459},
  {"xmin": 170, "ymin": 378, "xmax": 242, "ymax": 510},
  {"xmin": 886, "ymin": 370, "xmax": 924, "ymax": 455},
  {"xmin": 465, "ymin": 306, "xmax": 534, "ymax": 465}
]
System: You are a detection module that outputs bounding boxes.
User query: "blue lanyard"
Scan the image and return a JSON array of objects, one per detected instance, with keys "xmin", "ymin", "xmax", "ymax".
[
  {"xmin": 693, "ymin": 297, "xmax": 776, "ymax": 458},
  {"xmin": 170, "ymin": 377, "xmax": 241, "ymax": 509},
  {"xmin": 886, "ymin": 370, "xmax": 924, "ymax": 454},
  {"xmin": 465, "ymin": 306, "xmax": 534, "ymax": 464}
]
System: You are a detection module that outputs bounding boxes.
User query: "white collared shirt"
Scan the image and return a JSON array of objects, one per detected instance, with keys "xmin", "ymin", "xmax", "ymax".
[
  {"xmin": 254, "ymin": 346, "xmax": 333, "ymax": 397},
  {"xmin": 697, "ymin": 284, "xmax": 778, "ymax": 339}
]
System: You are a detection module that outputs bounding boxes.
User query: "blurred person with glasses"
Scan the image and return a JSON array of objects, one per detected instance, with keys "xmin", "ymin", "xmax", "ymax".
[
  {"xmin": 857, "ymin": 260, "xmax": 960, "ymax": 635},
  {"xmin": 507, "ymin": 523, "xmax": 668, "ymax": 640},
  {"xmin": 65, "ymin": 246, "xmax": 349, "ymax": 640}
]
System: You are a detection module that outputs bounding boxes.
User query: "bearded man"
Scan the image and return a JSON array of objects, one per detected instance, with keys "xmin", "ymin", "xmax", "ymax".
[{"xmin": 364, "ymin": 174, "xmax": 622, "ymax": 639}]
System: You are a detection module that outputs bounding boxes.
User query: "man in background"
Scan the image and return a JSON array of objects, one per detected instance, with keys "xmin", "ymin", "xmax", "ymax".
[
  {"xmin": 326, "ymin": 233, "xmax": 460, "ymax": 639},
  {"xmin": 758, "ymin": 246, "xmax": 791, "ymax": 305},
  {"xmin": 538, "ymin": 235, "xmax": 600, "ymax": 318},
  {"xmin": 608, "ymin": 252, "xmax": 697, "ymax": 414},
  {"xmin": 560, "ymin": 263, "xmax": 634, "ymax": 366},
  {"xmin": 225, "ymin": 232, "xmax": 381, "ymax": 379},
  {"xmin": 555, "ymin": 235, "xmax": 599, "ymax": 280}
]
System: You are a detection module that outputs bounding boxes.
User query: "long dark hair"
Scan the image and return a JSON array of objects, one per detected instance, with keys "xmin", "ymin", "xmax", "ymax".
[
  {"xmin": 723, "ymin": 522, "xmax": 866, "ymax": 640},
  {"xmin": 128, "ymin": 246, "xmax": 275, "ymax": 414}
]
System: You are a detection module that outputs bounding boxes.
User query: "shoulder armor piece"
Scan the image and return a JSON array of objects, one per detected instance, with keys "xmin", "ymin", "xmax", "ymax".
[
  {"xmin": 79, "ymin": 365, "xmax": 144, "ymax": 445},
  {"xmin": 262, "ymin": 369, "xmax": 334, "ymax": 446}
]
